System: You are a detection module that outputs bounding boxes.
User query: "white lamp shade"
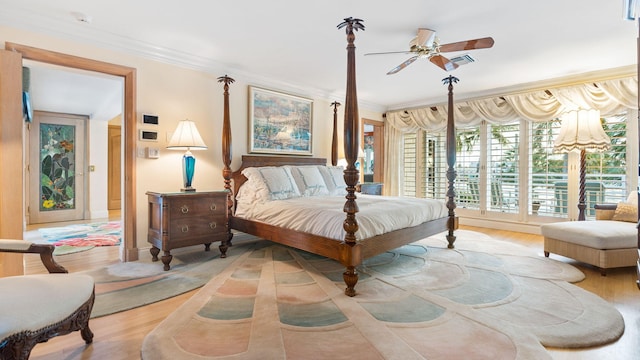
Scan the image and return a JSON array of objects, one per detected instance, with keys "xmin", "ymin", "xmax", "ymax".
[
  {"xmin": 167, "ymin": 120, "xmax": 207, "ymax": 150},
  {"xmin": 553, "ymin": 109, "xmax": 610, "ymax": 153}
]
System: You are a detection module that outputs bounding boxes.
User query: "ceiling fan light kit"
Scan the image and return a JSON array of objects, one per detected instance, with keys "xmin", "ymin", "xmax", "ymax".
[{"xmin": 366, "ymin": 28, "xmax": 494, "ymax": 74}]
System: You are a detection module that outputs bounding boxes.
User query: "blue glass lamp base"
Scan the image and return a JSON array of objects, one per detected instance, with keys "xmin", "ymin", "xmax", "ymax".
[{"xmin": 182, "ymin": 153, "xmax": 196, "ymax": 192}]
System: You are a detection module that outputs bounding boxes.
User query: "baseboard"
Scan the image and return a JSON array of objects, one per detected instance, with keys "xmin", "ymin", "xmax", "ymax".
[{"xmin": 459, "ymin": 217, "xmax": 543, "ymax": 235}]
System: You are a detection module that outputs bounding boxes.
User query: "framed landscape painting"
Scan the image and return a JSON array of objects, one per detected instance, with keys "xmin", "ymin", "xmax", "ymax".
[{"xmin": 249, "ymin": 86, "xmax": 313, "ymax": 155}]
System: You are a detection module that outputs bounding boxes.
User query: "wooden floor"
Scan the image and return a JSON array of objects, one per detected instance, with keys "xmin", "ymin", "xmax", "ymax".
[{"xmin": 22, "ymin": 225, "xmax": 639, "ymax": 360}]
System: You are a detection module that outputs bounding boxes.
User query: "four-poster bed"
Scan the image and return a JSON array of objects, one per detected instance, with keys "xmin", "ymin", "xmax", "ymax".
[{"xmin": 220, "ymin": 18, "xmax": 459, "ymax": 296}]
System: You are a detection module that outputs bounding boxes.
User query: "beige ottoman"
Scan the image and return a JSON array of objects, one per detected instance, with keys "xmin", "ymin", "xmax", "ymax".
[{"xmin": 541, "ymin": 220, "xmax": 638, "ymax": 275}]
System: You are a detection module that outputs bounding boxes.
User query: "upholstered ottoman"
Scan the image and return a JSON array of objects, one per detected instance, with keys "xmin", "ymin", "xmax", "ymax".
[{"xmin": 541, "ymin": 219, "xmax": 638, "ymax": 275}]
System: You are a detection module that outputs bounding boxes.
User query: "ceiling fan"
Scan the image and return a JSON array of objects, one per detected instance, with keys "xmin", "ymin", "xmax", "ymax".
[{"xmin": 365, "ymin": 28, "xmax": 494, "ymax": 74}]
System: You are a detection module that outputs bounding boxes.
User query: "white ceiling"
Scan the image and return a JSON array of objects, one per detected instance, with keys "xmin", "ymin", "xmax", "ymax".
[
  {"xmin": 1, "ymin": 0, "xmax": 638, "ymax": 113},
  {"xmin": 23, "ymin": 60, "xmax": 123, "ymax": 121}
]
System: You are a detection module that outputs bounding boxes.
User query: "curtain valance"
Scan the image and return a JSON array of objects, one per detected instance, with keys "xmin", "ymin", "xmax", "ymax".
[
  {"xmin": 383, "ymin": 76, "xmax": 637, "ymax": 196},
  {"xmin": 386, "ymin": 77, "xmax": 637, "ymax": 130}
]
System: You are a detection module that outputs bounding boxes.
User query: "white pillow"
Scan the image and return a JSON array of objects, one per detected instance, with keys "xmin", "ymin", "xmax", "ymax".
[
  {"xmin": 318, "ymin": 166, "xmax": 347, "ymax": 196},
  {"xmin": 235, "ymin": 181, "xmax": 257, "ymax": 204},
  {"xmin": 625, "ymin": 192, "xmax": 638, "ymax": 206},
  {"xmin": 287, "ymin": 166, "xmax": 330, "ymax": 196},
  {"xmin": 241, "ymin": 166, "xmax": 300, "ymax": 202}
]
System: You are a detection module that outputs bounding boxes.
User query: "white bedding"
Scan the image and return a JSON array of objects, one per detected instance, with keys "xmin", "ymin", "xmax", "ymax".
[{"xmin": 235, "ymin": 194, "xmax": 447, "ymax": 241}]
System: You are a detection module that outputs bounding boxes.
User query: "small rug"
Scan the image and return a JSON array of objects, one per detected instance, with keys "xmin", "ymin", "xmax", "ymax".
[
  {"xmin": 142, "ymin": 230, "xmax": 625, "ymax": 360},
  {"xmin": 37, "ymin": 221, "xmax": 121, "ymax": 247}
]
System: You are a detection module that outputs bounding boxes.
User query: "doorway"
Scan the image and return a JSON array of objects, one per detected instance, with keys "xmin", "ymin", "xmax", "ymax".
[
  {"xmin": 362, "ymin": 118, "xmax": 384, "ymax": 184},
  {"xmin": 5, "ymin": 42, "xmax": 139, "ymax": 262},
  {"xmin": 28, "ymin": 111, "xmax": 87, "ymax": 224}
]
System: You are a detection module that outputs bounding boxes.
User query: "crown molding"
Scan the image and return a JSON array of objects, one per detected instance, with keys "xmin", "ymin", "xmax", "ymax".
[{"xmin": 0, "ymin": 9, "xmax": 385, "ymax": 114}]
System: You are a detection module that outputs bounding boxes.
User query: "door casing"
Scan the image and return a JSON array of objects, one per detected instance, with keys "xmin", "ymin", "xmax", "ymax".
[{"xmin": 5, "ymin": 42, "xmax": 139, "ymax": 262}]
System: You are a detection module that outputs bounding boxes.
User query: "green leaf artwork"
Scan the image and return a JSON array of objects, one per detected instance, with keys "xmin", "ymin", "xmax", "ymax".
[{"xmin": 39, "ymin": 123, "xmax": 76, "ymax": 211}]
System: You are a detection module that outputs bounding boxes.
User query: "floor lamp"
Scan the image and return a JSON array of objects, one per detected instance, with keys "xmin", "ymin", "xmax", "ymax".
[{"xmin": 553, "ymin": 109, "xmax": 610, "ymax": 220}]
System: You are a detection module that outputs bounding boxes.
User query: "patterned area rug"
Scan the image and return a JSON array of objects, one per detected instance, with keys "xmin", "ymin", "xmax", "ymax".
[
  {"xmin": 141, "ymin": 230, "xmax": 625, "ymax": 360},
  {"xmin": 84, "ymin": 244, "xmax": 230, "ymax": 318},
  {"xmin": 37, "ymin": 221, "xmax": 121, "ymax": 247}
]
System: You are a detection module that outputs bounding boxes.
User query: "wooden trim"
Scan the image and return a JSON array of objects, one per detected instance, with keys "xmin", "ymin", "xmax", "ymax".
[
  {"xmin": 0, "ymin": 49, "xmax": 25, "ymax": 276},
  {"xmin": 5, "ymin": 42, "xmax": 138, "ymax": 261},
  {"xmin": 230, "ymin": 155, "xmax": 326, "ymax": 195}
]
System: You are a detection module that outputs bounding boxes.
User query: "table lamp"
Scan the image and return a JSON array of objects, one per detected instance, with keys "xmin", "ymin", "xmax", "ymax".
[{"xmin": 167, "ymin": 119, "xmax": 207, "ymax": 192}]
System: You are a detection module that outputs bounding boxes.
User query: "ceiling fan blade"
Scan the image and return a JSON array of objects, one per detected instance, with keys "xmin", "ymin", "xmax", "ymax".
[
  {"xmin": 387, "ymin": 56, "xmax": 419, "ymax": 75},
  {"xmin": 416, "ymin": 28, "xmax": 436, "ymax": 47},
  {"xmin": 439, "ymin": 37, "xmax": 495, "ymax": 53},
  {"xmin": 430, "ymin": 55, "xmax": 459, "ymax": 72},
  {"xmin": 365, "ymin": 50, "xmax": 412, "ymax": 56}
]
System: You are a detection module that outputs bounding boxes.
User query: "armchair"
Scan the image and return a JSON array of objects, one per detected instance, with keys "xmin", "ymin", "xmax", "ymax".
[{"xmin": 0, "ymin": 240, "xmax": 95, "ymax": 360}]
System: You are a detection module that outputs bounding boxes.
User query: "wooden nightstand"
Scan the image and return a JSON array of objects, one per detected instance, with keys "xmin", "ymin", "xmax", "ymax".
[{"xmin": 146, "ymin": 190, "xmax": 230, "ymax": 270}]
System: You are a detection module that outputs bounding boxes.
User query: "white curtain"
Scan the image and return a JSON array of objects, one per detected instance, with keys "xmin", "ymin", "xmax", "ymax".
[{"xmin": 383, "ymin": 77, "xmax": 638, "ymax": 196}]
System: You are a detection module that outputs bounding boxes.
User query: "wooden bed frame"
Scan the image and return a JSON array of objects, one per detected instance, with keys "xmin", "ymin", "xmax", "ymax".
[{"xmin": 219, "ymin": 18, "xmax": 458, "ymax": 296}]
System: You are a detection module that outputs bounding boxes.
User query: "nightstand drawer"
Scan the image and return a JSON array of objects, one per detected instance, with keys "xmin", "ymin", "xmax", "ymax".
[
  {"xmin": 169, "ymin": 214, "xmax": 226, "ymax": 240},
  {"xmin": 169, "ymin": 196, "xmax": 225, "ymax": 219}
]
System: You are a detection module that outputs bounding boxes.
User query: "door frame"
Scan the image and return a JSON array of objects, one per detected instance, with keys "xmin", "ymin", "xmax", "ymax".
[
  {"xmin": 6, "ymin": 42, "xmax": 139, "ymax": 262},
  {"xmin": 108, "ymin": 125, "xmax": 122, "ymax": 211}
]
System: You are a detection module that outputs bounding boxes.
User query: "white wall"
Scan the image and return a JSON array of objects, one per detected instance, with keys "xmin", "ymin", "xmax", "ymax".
[
  {"xmin": 0, "ymin": 25, "xmax": 383, "ymax": 249},
  {"xmin": 88, "ymin": 119, "xmax": 109, "ymax": 219}
]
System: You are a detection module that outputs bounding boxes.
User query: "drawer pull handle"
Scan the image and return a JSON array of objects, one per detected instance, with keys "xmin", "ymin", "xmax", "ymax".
[
  {"xmin": 210, "ymin": 203, "xmax": 217, "ymax": 211},
  {"xmin": 181, "ymin": 205, "xmax": 189, "ymax": 214},
  {"xmin": 209, "ymin": 222, "xmax": 217, "ymax": 229},
  {"xmin": 181, "ymin": 225, "xmax": 189, "ymax": 233}
]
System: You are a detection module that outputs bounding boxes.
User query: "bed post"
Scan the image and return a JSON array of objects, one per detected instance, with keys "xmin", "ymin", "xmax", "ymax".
[
  {"xmin": 330, "ymin": 101, "xmax": 341, "ymax": 166},
  {"xmin": 337, "ymin": 17, "xmax": 364, "ymax": 297},
  {"xmin": 443, "ymin": 75, "xmax": 458, "ymax": 249},
  {"xmin": 219, "ymin": 75, "xmax": 235, "ymax": 254}
]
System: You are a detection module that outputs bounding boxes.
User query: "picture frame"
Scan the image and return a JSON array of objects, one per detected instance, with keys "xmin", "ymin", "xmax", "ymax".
[{"xmin": 249, "ymin": 86, "xmax": 313, "ymax": 155}]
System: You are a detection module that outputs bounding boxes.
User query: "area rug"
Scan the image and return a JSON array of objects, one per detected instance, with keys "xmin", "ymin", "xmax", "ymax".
[
  {"xmin": 53, "ymin": 244, "xmax": 95, "ymax": 256},
  {"xmin": 141, "ymin": 230, "xmax": 624, "ymax": 360},
  {"xmin": 84, "ymin": 233, "xmax": 258, "ymax": 318},
  {"xmin": 37, "ymin": 221, "xmax": 121, "ymax": 247}
]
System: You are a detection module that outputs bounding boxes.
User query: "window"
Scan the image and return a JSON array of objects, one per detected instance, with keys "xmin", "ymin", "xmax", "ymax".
[
  {"xmin": 585, "ymin": 114, "xmax": 627, "ymax": 204},
  {"xmin": 529, "ymin": 119, "xmax": 565, "ymax": 217},
  {"xmin": 487, "ymin": 122, "xmax": 519, "ymax": 213},
  {"xmin": 423, "ymin": 133, "xmax": 446, "ymax": 199},
  {"xmin": 401, "ymin": 111, "xmax": 631, "ymax": 222},
  {"xmin": 455, "ymin": 127, "xmax": 481, "ymax": 209},
  {"xmin": 402, "ymin": 131, "xmax": 447, "ymax": 199},
  {"xmin": 402, "ymin": 133, "xmax": 417, "ymax": 197},
  {"xmin": 529, "ymin": 114, "xmax": 628, "ymax": 219}
]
